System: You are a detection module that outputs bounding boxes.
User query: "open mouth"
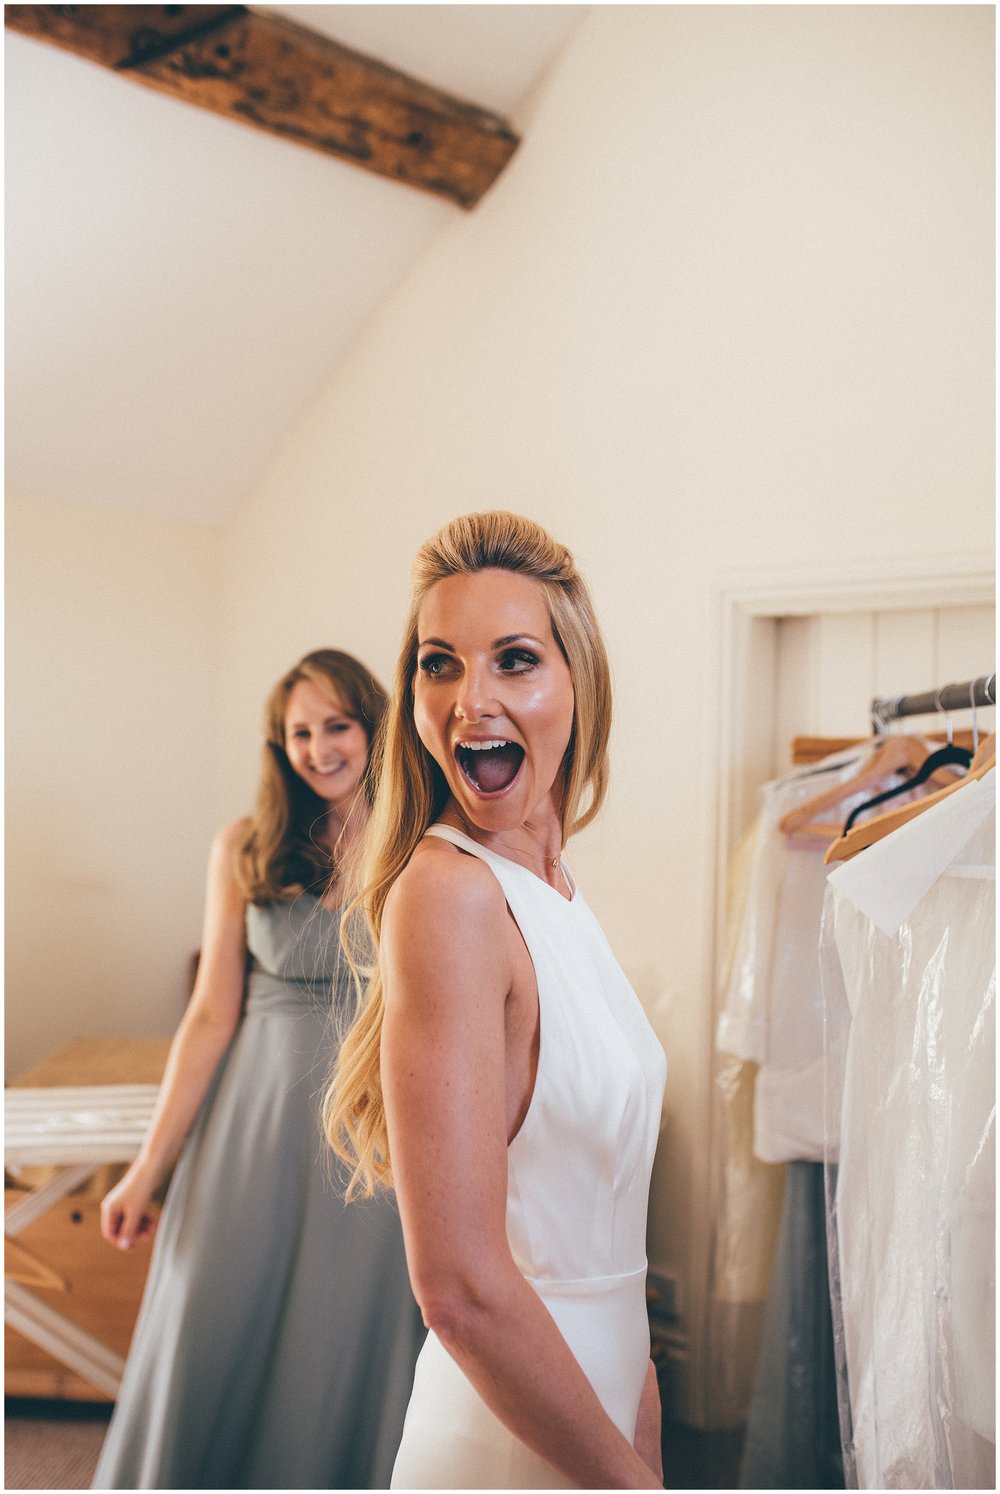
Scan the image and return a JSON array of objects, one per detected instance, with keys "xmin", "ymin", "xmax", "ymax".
[{"xmin": 455, "ymin": 739, "xmax": 525, "ymax": 796}]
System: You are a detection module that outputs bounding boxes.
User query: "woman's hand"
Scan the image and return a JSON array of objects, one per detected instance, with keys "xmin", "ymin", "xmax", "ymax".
[
  {"xmin": 100, "ymin": 1162, "xmax": 161, "ymax": 1251},
  {"xmin": 633, "ymin": 1359, "xmax": 663, "ymax": 1483}
]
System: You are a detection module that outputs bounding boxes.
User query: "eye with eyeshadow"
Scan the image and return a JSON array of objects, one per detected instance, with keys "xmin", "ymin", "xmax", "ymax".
[
  {"xmin": 497, "ymin": 649, "xmax": 539, "ymax": 674},
  {"xmin": 418, "ymin": 653, "xmax": 455, "ymax": 679}
]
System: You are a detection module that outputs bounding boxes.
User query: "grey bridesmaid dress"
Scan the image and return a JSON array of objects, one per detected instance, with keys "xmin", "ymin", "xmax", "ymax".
[{"xmin": 93, "ymin": 895, "xmax": 424, "ymax": 1490}]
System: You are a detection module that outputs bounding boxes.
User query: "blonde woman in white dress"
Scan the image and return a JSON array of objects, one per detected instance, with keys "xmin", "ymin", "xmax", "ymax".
[{"xmin": 326, "ymin": 512, "xmax": 667, "ymax": 1489}]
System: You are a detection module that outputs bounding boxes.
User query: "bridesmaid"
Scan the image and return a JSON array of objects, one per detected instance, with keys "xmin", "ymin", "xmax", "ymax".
[{"xmin": 94, "ymin": 649, "xmax": 423, "ymax": 1490}]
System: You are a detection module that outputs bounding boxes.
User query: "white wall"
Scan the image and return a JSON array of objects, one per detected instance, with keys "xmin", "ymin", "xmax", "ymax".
[
  {"xmin": 215, "ymin": 5, "xmax": 994, "ymax": 1422},
  {"xmin": 5, "ymin": 495, "xmax": 221, "ymax": 1077}
]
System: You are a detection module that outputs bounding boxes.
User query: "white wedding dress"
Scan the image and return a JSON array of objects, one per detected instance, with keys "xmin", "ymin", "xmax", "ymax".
[{"xmin": 390, "ymin": 825, "xmax": 667, "ymax": 1490}]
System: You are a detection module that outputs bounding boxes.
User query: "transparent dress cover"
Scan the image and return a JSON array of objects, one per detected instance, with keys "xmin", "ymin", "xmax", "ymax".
[
  {"xmin": 820, "ymin": 771, "xmax": 995, "ymax": 1490},
  {"xmin": 710, "ymin": 749, "xmax": 873, "ymax": 1431}
]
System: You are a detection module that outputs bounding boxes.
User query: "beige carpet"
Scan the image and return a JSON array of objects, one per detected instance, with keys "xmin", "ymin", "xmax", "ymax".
[{"xmin": 5, "ymin": 1399, "xmax": 111, "ymax": 1490}]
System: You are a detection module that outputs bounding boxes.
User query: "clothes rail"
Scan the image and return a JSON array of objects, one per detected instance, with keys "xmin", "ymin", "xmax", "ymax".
[{"xmin": 872, "ymin": 673, "xmax": 995, "ymax": 733}]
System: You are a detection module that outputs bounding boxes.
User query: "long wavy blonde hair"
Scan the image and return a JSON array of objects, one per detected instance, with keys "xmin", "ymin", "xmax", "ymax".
[
  {"xmin": 324, "ymin": 512, "xmax": 613, "ymax": 1198},
  {"xmin": 235, "ymin": 649, "xmax": 387, "ymax": 903}
]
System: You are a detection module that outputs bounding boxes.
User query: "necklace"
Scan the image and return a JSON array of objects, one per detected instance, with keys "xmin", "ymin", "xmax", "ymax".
[{"xmin": 453, "ymin": 810, "xmax": 562, "ymax": 872}]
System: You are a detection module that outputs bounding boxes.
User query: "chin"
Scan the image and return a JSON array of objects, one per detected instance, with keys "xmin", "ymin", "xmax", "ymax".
[
  {"xmin": 451, "ymin": 778, "xmax": 532, "ymax": 831},
  {"xmin": 318, "ymin": 778, "xmax": 360, "ymax": 804}
]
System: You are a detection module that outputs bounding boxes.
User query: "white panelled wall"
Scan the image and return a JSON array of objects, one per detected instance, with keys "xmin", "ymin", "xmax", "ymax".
[{"xmin": 773, "ymin": 604, "xmax": 996, "ymax": 776}]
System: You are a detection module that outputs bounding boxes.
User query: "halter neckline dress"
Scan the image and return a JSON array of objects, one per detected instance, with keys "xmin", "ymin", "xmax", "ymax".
[{"xmin": 389, "ymin": 824, "xmax": 667, "ymax": 1490}]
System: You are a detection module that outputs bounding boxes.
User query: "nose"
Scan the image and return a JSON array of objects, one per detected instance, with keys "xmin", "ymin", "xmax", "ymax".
[
  {"xmin": 454, "ymin": 664, "xmax": 498, "ymax": 723},
  {"xmin": 304, "ymin": 735, "xmax": 332, "ymax": 768}
]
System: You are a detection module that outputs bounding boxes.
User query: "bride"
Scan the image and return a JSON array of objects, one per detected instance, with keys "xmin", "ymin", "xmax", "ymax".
[{"xmin": 326, "ymin": 512, "xmax": 667, "ymax": 1489}]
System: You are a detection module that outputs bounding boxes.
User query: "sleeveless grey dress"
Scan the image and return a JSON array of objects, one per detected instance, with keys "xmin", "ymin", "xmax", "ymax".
[{"xmin": 93, "ymin": 895, "xmax": 423, "ymax": 1490}]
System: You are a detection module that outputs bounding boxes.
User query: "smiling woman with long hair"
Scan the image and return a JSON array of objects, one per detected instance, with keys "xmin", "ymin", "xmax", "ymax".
[
  {"xmin": 325, "ymin": 514, "xmax": 667, "ymax": 1490},
  {"xmin": 93, "ymin": 649, "xmax": 423, "ymax": 1491}
]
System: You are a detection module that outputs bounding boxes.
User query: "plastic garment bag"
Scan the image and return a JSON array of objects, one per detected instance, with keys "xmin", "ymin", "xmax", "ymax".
[
  {"xmin": 708, "ymin": 1051, "xmax": 788, "ymax": 1426},
  {"xmin": 820, "ymin": 770, "xmax": 996, "ymax": 1490},
  {"xmin": 740, "ymin": 1161, "xmax": 843, "ymax": 1490},
  {"xmin": 717, "ymin": 747, "xmax": 881, "ymax": 1166},
  {"xmin": 714, "ymin": 820, "xmax": 788, "ymax": 1301},
  {"xmin": 709, "ymin": 752, "xmax": 863, "ymax": 1433},
  {"xmin": 712, "ymin": 744, "xmax": 958, "ymax": 1468},
  {"xmin": 710, "ymin": 752, "xmax": 873, "ymax": 1430},
  {"xmin": 708, "ymin": 820, "xmax": 788, "ymax": 1425}
]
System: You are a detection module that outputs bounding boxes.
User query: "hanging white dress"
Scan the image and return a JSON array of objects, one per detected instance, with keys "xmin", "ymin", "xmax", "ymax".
[
  {"xmin": 713, "ymin": 752, "xmax": 868, "ymax": 1486},
  {"xmin": 715, "ymin": 744, "xmax": 945, "ymax": 1488},
  {"xmin": 821, "ymin": 769, "xmax": 996, "ymax": 1490},
  {"xmin": 718, "ymin": 747, "xmax": 877, "ymax": 1164}
]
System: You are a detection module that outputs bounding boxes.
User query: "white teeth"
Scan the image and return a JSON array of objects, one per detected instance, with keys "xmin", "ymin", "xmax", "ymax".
[{"xmin": 457, "ymin": 739, "xmax": 511, "ymax": 751}]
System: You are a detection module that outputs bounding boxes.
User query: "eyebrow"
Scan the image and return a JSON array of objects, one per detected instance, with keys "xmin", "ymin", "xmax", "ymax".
[{"xmin": 418, "ymin": 634, "xmax": 546, "ymax": 651}]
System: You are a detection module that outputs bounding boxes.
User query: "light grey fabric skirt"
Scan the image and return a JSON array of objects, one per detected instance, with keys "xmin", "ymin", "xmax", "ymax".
[{"xmin": 93, "ymin": 965, "xmax": 422, "ymax": 1490}]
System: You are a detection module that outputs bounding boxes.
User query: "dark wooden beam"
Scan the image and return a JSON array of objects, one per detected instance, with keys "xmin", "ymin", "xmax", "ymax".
[
  {"xmin": 5, "ymin": 4, "xmax": 520, "ymax": 209},
  {"xmin": 4, "ymin": 6, "xmax": 248, "ymax": 69}
]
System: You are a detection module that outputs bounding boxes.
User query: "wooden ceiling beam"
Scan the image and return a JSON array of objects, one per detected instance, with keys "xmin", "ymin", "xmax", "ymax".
[{"xmin": 5, "ymin": 4, "xmax": 520, "ymax": 209}]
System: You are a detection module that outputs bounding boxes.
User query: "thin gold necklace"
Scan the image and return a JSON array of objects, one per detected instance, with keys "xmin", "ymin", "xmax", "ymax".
[{"xmin": 453, "ymin": 810, "xmax": 562, "ymax": 871}]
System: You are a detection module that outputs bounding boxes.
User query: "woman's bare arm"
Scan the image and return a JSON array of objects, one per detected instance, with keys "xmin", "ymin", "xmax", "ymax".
[
  {"xmin": 381, "ymin": 845, "xmax": 660, "ymax": 1490},
  {"xmin": 100, "ymin": 820, "xmax": 250, "ymax": 1249},
  {"xmin": 634, "ymin": 1360, "xmax": 663, "ymax": 1480}
]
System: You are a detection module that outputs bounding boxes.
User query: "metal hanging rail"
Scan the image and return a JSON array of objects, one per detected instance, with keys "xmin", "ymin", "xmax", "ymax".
[{"xmin": 872, "ymin": 673, "xmax": 996, "ymax": 733}]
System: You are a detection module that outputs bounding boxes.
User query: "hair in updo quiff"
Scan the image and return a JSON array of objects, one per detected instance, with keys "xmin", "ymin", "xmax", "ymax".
[{"xmin": 324, "ymin": 511, "xmax": 613, "ymax": 1197}]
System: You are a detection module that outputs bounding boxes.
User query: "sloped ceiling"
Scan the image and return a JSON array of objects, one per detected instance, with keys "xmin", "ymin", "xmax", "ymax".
[{"xmin": 5, "ymin": 5, "xmax": 584, "ymax": 523}]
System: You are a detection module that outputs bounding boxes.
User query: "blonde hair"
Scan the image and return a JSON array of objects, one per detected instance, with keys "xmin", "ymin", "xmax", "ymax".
[
  {"xmin": 324, "ymin": 512, "xmax": 612, "ymax": 1197},
  {"xmin": 235, "ymin": 649, "xmax": 387, "ymax": 903}
]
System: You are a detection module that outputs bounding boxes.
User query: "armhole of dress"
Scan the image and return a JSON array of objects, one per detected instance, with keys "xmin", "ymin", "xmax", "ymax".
[{"xmin": 423, "ymin": 827, "xmax": 543, "ymax": 1149}]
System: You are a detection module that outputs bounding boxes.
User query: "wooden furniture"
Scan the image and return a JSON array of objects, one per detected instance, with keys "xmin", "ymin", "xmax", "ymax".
[{"xmin": 5, "ymin": 1037, "xmax": 170, "ymax": 1401}]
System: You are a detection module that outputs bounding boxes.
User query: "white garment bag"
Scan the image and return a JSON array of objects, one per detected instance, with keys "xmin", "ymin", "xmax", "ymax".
[
  {"xmin": 820, "ymin": 770, "xmax": 996, "ymax": 1490},
  {"xmin": 711, "ymin": 747, "xmax": 880, "ymax": 1464},
  {"xmin": 716, "ymin": 744, "xmax": 922, "ymax": 1165}
]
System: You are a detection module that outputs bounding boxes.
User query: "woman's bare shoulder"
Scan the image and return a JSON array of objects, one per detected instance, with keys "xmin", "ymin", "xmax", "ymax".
[
  {"xmin": 213, "ymin": 816, "xmax": 253, "ymax": 855},
  {"xmin": 382, "ymin": 836, "xmax": 510, "ymax": 1008},
  {"xmin": 385, "ymin": 833, "xmax": 506, "ymax": 935}
]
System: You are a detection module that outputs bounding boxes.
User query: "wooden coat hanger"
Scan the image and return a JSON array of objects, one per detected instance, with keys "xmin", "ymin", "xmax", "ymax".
[
  {"xmin": 840, "ymin": 739, "xmax": 973, "ymax": 833},
  {"xmin": 779, "ymin": 735, "xmax": 928, "ymax": 838},
  {"xmin": 791, "ymin": 731, "xmax": 978, "ymax": 766},
  {"xmin": 824, "ymin": 735, "xmax": 995, "ymax": 865}
]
